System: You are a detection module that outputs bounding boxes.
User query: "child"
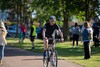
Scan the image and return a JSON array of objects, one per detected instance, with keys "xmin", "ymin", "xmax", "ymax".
[{"xmin": 82, "ymin": 22, "xmax": 93, "ymax": 59}]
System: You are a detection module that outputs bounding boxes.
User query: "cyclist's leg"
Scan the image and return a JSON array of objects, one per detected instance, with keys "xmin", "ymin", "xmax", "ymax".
[
  {"xmin": 43, "ymin": 38, "xmax": 48, "ymax": 59},
  {"xmin": 44, "ymin": 38, "xmax": 48, "ymax": 50}
]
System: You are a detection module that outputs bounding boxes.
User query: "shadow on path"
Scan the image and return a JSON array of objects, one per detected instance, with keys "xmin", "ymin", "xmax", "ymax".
[
  {"xmin": 5, "ymin": 46, "xmax": 41, "ymax": 57},
  {"xmin": 1, "ymin": 46, "xmax": 83, "ymax": 67}
]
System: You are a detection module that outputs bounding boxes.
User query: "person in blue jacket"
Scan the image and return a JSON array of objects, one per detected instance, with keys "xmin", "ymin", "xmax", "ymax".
[{"xmin": 82, "ymin": 22, "xmax": 93, "ymax": 59}]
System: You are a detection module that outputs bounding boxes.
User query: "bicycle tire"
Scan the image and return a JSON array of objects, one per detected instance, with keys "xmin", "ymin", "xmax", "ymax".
[
  {"xmin": 54, "ymin": 50, "xmax": 58, "ymax": 67},
  {"xmin": 43, "ymin": 50, "xmax": 49, "ymax": 67},
  {"xmin": 50, "ymin": 50, "xmax": 58, "ymax": 67}
]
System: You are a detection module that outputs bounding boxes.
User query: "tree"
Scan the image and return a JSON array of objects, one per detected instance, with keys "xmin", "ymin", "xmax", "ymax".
[
  {"xmin": 31, "ymin": 0, "xmax": 100, "ymax": 40},
  {"xmin": 31, "ymin": 0, "xmax": 84, "ymax": 40},
  {"xmin": 85, "ymin": 0, "xmax": 99, "ymax": 20},
  {"xmin": 0, "ymin": 0, "xmax": 32, "ymax": 37}
]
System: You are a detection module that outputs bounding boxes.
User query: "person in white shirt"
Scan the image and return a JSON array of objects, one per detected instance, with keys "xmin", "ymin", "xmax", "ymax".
[
  {"xmin": 0, "ymin": 22, "xmax": 7, "ymax": 64},
  {"xmin": 72, "ymin": 23, "xmax": 80, "ymax": 47}
]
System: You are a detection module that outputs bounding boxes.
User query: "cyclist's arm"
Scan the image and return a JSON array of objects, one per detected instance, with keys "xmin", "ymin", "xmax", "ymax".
[
  {"xmin": 58, "ymin": 29, "xmax": 63, "ymax": 39},
  {"xmin": 42, "ymin": 28, "xmax": 46, "ymax": 39}
]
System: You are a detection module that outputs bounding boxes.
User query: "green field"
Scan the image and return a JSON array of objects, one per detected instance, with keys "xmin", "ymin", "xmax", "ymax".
[{"xmin": 7, "ymin": 38, "xmax": 100, "ymax": 67}]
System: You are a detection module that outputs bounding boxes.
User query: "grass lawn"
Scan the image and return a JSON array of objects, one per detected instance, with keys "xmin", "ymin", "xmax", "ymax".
[{"xmin": 7, "ymin": 38, "xmax": 100, "ymax": 67}]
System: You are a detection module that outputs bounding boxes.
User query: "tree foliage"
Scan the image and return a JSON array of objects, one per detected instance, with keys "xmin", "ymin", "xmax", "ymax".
[
  {"xmin": 31, "ymin": 0, "xmax": 99, "ymax": 40},
  {"xmin": 0, "ymin": 0, "xmax": 99, "ymax": 40}
]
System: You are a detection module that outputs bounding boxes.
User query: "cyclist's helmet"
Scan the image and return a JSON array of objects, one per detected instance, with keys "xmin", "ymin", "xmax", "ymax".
[{"xmin": 49, "ymin": 16, "xmax": 56, "ymax": 21}]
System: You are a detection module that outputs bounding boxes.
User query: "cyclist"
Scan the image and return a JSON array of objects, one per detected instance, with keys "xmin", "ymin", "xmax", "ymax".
[{"xmin": 42, "ymin": 16, "xmax": 64, "ymax": 59}]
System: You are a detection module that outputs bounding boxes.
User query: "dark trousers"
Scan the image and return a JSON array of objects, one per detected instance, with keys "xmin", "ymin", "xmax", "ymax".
[
  {"xmin": 93, "ymin": 32, "xmax": 99, "ymax": 47},
  {"xmin": 83, "ymin": 41, "xmax": 91, "ymax": 59},
  {"xmin": 73, "ymin": 34, "xmax": 79, "ymax": 46},
  {"xmin": 22, "ymin": 32, "xmax": 26, "ymax": 40},
  {"xmin": 0, "ymin": 45, "xmax": 5, "ymax": 60}
]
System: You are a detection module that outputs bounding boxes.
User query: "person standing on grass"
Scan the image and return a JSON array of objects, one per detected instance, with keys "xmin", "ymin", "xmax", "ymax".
[
  {"xmin": 20, "ymin": 23, "xmax": 27, "ymax": 42},
  {"xmin": 72, "ymin": 23, "xmax": 80, "ymax": 48},
  {"xmin": 92, "ymin": 18, "xmax": 100, "ymax": 47},
  {"xmin": 30, "ymin": 22, "xmax": 37, "ymax": 50},
  {"xmin": 82, "ymin": 22, "xmax": 93, "ymax": 59},
  {"xmin": 18, "ymin": 23, "xmax": 23, "ymax": 43},
  {"xmin": 0, "ymin": 22, "xmax": 7, "ymax": 64}
]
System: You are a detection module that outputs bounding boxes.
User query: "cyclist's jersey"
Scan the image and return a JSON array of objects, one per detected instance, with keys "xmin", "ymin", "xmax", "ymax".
[{"xmin": 44, "ymin": 23, "xmax": 59, "ymax": 38}]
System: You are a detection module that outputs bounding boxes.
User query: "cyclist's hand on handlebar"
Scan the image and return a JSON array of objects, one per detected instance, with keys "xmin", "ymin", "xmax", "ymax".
[{"xmin": 43, "ymin": 37, "xmax": 48, "ymax": 40}]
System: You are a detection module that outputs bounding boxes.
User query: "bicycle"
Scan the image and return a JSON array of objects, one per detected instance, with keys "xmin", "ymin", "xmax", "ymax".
[{"xmin": 43, "ymin": 30, "xmax": 60, "ymax": 67}]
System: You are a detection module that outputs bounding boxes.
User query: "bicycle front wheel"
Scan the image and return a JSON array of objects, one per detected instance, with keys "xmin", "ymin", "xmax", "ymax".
[{"xmin": 50, "ymin": 50, "xmax": 58, "ymax": 67}]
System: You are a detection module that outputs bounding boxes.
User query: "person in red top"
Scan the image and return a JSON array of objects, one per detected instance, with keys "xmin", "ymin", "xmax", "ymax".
[{"xmin": 20, "ymin": 23, "xmax": 27, "ymax": 42}]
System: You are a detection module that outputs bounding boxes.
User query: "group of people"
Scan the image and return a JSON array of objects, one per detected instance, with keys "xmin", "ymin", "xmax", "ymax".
[
  {"xmin": 0, "ymin": 16, "xmax": 99, "ymax": 65},
  {"xmin": 42, "ymin": 16, "xmax": 95, "ymax": 60},
  {"xmin": 18, "ymin": 22, "xmax": 37, "ymax": 49},
  {"xmin": 72, "ymin": 17, "xmax": 100, "ymax": 59}
]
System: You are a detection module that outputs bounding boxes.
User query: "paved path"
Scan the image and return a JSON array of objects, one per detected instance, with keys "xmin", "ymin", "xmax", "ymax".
[{"xmin": 0, "ymin": 46, "xmax": 83, "ymax": 67}]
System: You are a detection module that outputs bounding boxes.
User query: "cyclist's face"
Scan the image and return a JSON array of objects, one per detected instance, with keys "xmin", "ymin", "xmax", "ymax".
[{"xmin": 49, "ymin": 19, "xmax": 55, "ymax": 25}]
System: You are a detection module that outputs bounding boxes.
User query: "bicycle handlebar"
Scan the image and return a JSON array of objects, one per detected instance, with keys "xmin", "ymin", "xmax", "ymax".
[{"xmin": 48, "ymin": 38, "xmax": 61, "ymax": 42}]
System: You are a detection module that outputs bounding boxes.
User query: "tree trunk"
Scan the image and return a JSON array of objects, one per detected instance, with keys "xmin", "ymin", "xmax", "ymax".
[
  {"xmin": 20, "ymin": 0, "xmax": 22, "ymax": 22},
  {"xmin": 63, "ymin": 13, "xmax": 69, "ymax": 41},
  {"xmin": 62, "ymin": 0, "xmax": 69, "ymax": 41},
  {"xmin": 85, "ymin": 0, "xmax": 89, "ymax": 20},
  {"xmin": 15, "ymin": 0, "xmax": 19, "ymax": 37}
]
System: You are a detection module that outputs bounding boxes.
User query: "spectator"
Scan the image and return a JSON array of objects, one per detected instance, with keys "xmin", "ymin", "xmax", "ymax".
[
  {"xmin": 72, "ymin": 23, "xmax": 80, "ymax": 48},
  {"xmin": 0, "ymin": 22, "xmax": 7, "ymax": 64},
  {"xmin": 92, "ymin": 18, "xmax": 100, "ymax": 47},
  {"xmin": 82, "ymin": 18, "xmax": 93, "ymax": 31},
  {"xmin": 30, "ymin": 22, "xmax": 37, "ymax": 49},
  {"xmin": 20, "ymin": 23, "xmax": 27, "ymax": 42},
  {"xmin": 18, "ymin": 24, "xmax": 23, "ymax": 43},
  {"xmin": 81, "ymin": 17, "xmax": 93, "ymax": 45},
  {"xmin": 82, "ymin": 22, "xmax": 93, "ymax": 59}
]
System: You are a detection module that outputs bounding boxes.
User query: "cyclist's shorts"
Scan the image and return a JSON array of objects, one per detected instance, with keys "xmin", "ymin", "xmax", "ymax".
[{"xmin": 48, "ymin": 40, "xmax": 54, "ymax": 44}]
